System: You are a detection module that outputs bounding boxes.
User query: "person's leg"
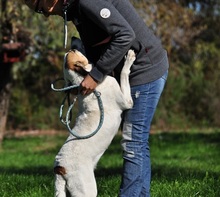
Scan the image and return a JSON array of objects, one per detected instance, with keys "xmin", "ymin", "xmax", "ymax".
[{"xmin": 119, "ymin": 71, "xmax": 168, "ymax": 197}]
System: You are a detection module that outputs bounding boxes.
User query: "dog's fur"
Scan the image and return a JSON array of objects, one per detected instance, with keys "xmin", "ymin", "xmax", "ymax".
[{"xmin": 54, "ymin": 49, "xmax": 135, "ymax": 197}]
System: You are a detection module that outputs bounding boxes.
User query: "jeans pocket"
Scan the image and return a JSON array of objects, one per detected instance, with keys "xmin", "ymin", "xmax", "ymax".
[{"xmin": 161, "ymin": 70, "xmax": 168, "ymax": 81}]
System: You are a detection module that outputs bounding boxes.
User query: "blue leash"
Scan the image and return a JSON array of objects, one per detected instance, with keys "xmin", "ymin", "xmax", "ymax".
[{"xmin": 51, "ymin": 78, "xmax": 104, "ymax": 139}]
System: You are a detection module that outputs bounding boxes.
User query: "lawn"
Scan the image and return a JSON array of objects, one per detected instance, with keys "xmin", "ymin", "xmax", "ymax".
[{"xmin": 0, "ymin": 129, "xmax": 220, "ymax": 197}]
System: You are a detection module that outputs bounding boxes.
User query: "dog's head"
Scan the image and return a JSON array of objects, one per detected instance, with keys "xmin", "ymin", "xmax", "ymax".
[
  {"xmin": 63, "ymin": 50, "xmax": 92, "ymax": 92},
  {"xmin": 65, "ymin": 49, "xmax": 92, "ymax": 75}
]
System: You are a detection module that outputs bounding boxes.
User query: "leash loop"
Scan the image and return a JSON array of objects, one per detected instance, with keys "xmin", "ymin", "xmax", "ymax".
[
  {"xmin": 51, "ymin": 78, "xmax": 79, "ymax": 92},
  {"xmin": 51, "ymin": 78, "xmax": 104, "ymax": 139}
]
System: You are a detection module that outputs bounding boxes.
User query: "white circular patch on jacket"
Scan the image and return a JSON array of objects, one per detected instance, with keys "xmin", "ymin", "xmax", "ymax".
[{"xmin": 100, "ymin": 8, "xmax": 111, "ymax": 18}]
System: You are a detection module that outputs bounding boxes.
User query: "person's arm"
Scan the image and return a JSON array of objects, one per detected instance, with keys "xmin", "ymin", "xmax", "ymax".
[{"xmin": 80, "ymin": 0, "xmax": 136, "ymax": 83}]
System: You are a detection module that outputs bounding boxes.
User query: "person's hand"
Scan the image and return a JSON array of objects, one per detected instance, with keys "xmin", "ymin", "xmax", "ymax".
[{"xmin": 80, "ymin": 75, "xmax": 98, "ymax": 95}]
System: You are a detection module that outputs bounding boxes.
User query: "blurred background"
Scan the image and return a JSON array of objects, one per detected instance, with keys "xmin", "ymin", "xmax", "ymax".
[{"xmin": 1, "ymin": 0, "xmax": 220, "ymax": 141}]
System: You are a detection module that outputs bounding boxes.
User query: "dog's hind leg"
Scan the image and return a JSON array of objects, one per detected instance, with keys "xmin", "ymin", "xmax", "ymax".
[
  {"xmin": 65, "ymin": 164, "xmax": 97, "ymax": 197},
  {"xmin": 54, "ymin": 173, "xmax": 67, "ymax": 197},
  {"xmin": 120, "ymin": 50, "xmax": 136, "ymax": 108}
]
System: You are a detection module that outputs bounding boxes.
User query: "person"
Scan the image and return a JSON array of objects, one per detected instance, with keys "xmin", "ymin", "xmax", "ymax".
[{"xmin": 24, "ymin": 0, "xmax": 169, "ymax": 196}]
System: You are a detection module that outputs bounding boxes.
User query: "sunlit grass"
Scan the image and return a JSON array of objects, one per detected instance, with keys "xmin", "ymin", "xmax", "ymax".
[{"xmin": 0, "ymin": 130, "xmax": 220, "ymax": 196}]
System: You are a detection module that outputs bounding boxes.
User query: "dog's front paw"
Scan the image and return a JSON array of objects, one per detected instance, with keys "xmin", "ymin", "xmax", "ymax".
[
  {"xmin": 126, "ymin": 50, "xmax": 136, "ymax": 63},
  {"xmin": 123, "ymin": 50, "xmax": 136, "ymax": 73}
]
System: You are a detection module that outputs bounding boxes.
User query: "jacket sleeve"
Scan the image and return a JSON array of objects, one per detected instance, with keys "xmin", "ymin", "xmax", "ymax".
[{"xmin": 80, "ymin": 0, "xmax": 136, "ymax": 82}]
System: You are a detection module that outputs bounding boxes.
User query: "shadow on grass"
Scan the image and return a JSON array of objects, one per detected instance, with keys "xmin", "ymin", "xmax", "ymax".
[
  {"xmin": 0, "ymin": 166, "xmax": 53, "ymax": 176},
  {"xmin": 155, "ymin": 131, "xmax": 220, "ymax": 144},
  {"xmin": 152, "ymin": 164, "xmax": 220, "ymax": 181},
  {"xmin": 95, "ymin": 166, "xmax": 122, "ymax": 178}
]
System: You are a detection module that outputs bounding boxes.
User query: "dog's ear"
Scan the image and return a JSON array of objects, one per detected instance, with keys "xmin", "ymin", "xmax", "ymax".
[
  {"xmin": 65, "ymin": 50, "xmax": 87, "ymax": 70},
  {"xmin": 71, "ymin": 37, "xmax": 86, "ymax": 55},
  {"xmin": 74, "ymin": 62, "xmax": 92, "ymax": 72},
  {"xmin": 66, "ymin": 50, "xmax": 93, "ymax": 72}
]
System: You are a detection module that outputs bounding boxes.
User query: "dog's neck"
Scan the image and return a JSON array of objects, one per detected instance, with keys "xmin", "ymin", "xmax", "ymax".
[{"xmin": 66, "ymin": 69, "xmax": 84, "ymax": 87}]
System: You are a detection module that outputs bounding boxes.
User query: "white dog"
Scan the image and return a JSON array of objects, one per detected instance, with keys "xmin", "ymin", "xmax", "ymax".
[{"xmin": 54, "ymin": 49, "xmax": 135, "ymax": 197}]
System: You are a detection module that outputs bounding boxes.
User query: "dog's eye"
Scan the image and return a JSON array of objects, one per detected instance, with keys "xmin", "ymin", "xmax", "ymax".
[
  {"xmin": 74, "ymin": 65, "xmax": 88, "ymax": 76},
  {"xmin": 74, "ymin": 65, "xmax": 81, "ymax": 71}
]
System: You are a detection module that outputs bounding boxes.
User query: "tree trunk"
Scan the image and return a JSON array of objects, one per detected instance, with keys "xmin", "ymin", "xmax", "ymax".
[{"xmin": 0, "ymin": 60, "xmax": 12, "ymax": 144}]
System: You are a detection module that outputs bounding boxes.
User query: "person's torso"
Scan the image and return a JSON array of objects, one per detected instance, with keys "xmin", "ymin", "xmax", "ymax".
[{"xmin": 66, "ymin": 0, "xmax": 169, "ymax": 85}]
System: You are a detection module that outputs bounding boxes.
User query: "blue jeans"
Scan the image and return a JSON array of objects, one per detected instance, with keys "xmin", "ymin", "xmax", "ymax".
[{"xmin": 119, "ymin": 71, "xmax": 168, "ymax": 197}]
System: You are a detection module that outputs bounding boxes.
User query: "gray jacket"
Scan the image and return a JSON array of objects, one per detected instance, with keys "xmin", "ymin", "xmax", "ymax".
[{"xmin": 65, "ymin": 0, "xmax": 169, "ymax": 86}]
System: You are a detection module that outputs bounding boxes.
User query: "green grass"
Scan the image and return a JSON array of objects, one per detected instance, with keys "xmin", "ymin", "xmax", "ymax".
[{"xmin": 0, "ymin": 130, "xmax": 220, "ymax": 197}]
